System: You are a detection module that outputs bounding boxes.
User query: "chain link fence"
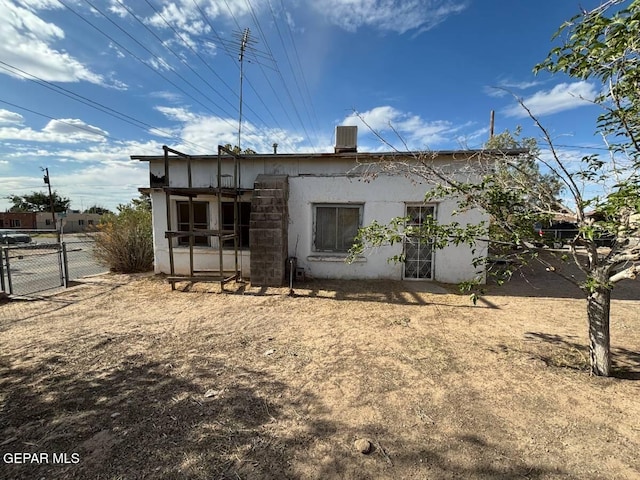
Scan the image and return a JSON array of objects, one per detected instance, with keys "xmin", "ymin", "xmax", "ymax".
[
  {"xmin": 64, "ymin": 237, "xmax": 109, "ymax": 282},
  {"xmin": 1, "ymin": 235, "xmax": 108, "ymax": 297},
  {"xmin": 1, "ymin": 242, "xmax": 64, "ymax": 296}
]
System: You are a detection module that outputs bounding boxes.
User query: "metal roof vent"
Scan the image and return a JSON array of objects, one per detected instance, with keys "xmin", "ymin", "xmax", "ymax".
[{"xmin": 335, "ymin": 125, "xmax": 357, "ymax": 153}]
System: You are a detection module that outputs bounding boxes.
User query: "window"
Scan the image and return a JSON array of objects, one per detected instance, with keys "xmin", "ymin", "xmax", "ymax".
[
  {"xmin": 45, "ymin": 219, "xmax": 52, "ymax": 226},
  {"xmin": 221, "ymin": 202, "xmax": 251, "ymax": 249},
  {"xmin": 313, "ymin": 204, "xmax": 362, "ymax": 252},
  {"xmin": 176, "ymin": 201, "xmax": 209, "ymax": 246},
  {"xmin": 88, "ymin": 220, "xmax": 94, "ymax": 225},
  {"xmin": 78, "ymin": 219, "xmax": 85, "ymax": 226},
  {"xmin": 10, "ymin": 219, "xmax": 21, "ymax": 228}
]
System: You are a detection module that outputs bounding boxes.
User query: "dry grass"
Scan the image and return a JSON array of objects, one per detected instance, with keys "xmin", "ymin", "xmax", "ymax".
[{"xmin": 0, "ymin": 266, "xmax": 639, "ymax": 480}]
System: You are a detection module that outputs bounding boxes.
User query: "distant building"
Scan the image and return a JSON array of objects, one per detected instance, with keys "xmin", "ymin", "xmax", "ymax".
[
  {"xmin": 36, "ymin": 211, "xmax": 102, "ymax": 233},
  {"xmin": 0, "ymin": 212, "xmax": 37, "ymax": 229}
]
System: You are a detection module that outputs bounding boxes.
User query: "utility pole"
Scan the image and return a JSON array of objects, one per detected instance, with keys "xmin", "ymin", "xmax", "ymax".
[
  {"xmin": 42, "ymin": 167, "xmax": 59, "ymax": 242},
  {"xmin": 489, "ymin": 110, "xmax": 495, "ymax": 139}
]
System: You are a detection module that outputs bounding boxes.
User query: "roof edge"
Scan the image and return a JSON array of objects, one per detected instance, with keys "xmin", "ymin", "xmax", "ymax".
[{"xmin": 131, "ymin": 148, "xmax": 529, "ymax": 162}]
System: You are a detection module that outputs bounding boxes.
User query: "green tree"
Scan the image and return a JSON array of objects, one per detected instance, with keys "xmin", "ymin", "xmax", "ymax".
[
  {"xmin": 482, "ymin": 128, "xmax": 565, "ymax": 253},
  {"xmin": 131, "ymin": 192, "xmax": 152, "ymax": 211},
  {"xmin": 350, "ymin": 1, "xmax": 640, "ymax": 377},
  {"xmin": 93, "ymin": 197, "xmax": 153, "ymax": 273},
  {"xmin": 84, "ymin": 205, "xmax": 113, "ymax": 215},
  {"xmin": 7, "ymin": 191, "xmax": 70, "ymax": 212},
  {"xmin": 533, "ymin": 0, "xmax": 640, "ymax": 376},
  {"xmin": 222, "ymin": 144, "xmax": 257, "ymax": 155},
  {"xmin": 485, "ymin": 127, "xmax": 563, "ymax": 216}
]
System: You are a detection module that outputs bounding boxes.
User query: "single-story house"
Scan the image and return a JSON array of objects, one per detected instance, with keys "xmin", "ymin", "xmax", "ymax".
[{"xmin": 133, "ymin": 127, "xmax": 517, "ymax": 287}]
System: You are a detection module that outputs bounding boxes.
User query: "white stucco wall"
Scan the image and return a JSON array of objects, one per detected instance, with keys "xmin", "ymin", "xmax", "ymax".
[
  {"xmin": 287, "ymin": 175, "xmax": 487, "ymax": 283},
  {"xmin": 145, "ymin": 154, "xmax": 488, "ymax": 284}
]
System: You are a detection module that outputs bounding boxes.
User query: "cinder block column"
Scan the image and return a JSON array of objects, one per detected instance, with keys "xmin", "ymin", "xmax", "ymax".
[{"xmin": 249, "ymin": 175, "xmax": 289, "ymax": 286}]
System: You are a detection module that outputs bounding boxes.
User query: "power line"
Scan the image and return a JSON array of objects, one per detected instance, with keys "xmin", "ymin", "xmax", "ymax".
[
  {"xmin": 115, "ymin": 0, "xmax": 237, "ymax": 113},
  {"xmin": 61, "ymin": 0, "xmax": 293, "ymax": 152},
  {"xmin": 277, "ymin": 0, "xmax": 321, "ymax": 135},
  {"xmin": 75, "ymin": 0, "xmax": 238, "ymax": 123},
  {"xmin": 192, "ymin": 0, "xmax": 301, "ymax": 152},
  {"xmin": 0, "ymin": 98, "xmax": 112, "ymax": 141},
  {"xmin": 138, "ymin": 0, "xmax": 288, "ymax": 150},
  {"xmin": 265, "ymin": 0, "xmax": 320, "ymax": 147},
  {"xmin": 243, "ymin": 0, "xmax": 318, "ymax": 151},
  {"xmin": 0, "ymin": 61, "xmax": 214, "ymax": 155},
  {"xmin": 138, "ymin": 0, "xmax": 237, "ymax": 101}
]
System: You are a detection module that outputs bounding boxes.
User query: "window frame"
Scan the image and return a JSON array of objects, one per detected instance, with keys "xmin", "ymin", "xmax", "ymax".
[
  {"xmin": 312, "ymin": 203, "xmax": 363, "ymax": 253},
  {"xmin": 176, "ymin": 200, "xmax": 210, "ymax": 247},
  {"xmin": 221, "ymin": 201, "xmax": 251, "ymax": 250},
  {"xmin": 403, "ymin": 203, "xmax": 437, "ymax": 280}
]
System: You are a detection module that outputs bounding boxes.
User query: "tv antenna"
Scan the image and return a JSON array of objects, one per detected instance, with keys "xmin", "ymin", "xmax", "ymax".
[
  {"xmin": 237, "ymin": 28, "xmax": 251, "ymax": 151},
  {"xmin": 222, "ymin": 28, "xmax": 275, "ymax": 151}
]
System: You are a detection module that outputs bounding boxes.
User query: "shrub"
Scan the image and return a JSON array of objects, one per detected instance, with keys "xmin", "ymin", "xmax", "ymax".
[{"xmin": 93, "ymin": 201, "xmax": 153, "ymax": 273}]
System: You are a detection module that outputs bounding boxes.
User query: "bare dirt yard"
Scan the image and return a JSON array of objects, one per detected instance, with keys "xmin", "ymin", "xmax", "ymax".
[{"xmin": 1, "ymin": 258, "xmax": 639, "ymax": 480}]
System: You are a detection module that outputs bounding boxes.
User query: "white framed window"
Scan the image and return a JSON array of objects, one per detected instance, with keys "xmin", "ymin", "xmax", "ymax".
[
  {"xmin": 313, "ymin": 204, "xmax": 363, "ymax": 253},
  {"xmin": 10, "ymin": 219, "xmax": 21, "ymax": 228},
  {"xmin": 78, "ymin": 219, "xmax": 85, "ymax": 226},
  {"xmin": 176, "ymin": 201, "xmax": 210, "ymax": 246}
]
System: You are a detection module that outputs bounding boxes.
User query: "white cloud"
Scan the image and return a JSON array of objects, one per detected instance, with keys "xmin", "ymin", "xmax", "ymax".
[
  {"xmin": 504, "ymin": 81, "xmax": 598, "ymax": 118},
  {"xmin": 0, "ymin": 137, "xmax": 164, "ymax": 211},
  {"xmin": 148, "ymin": 56, "xmax": 173, "ymax": 72},
  {"xmin": 155, "ymin": 104, "xmax": 307, "ymax": 153},
  {"xmin": 500, "ymin": 79, "xmax": 544, "ymax": 90},
  {"xmin": 43, "ymin": 119, "xmax": 109, "ymax": 139},
  {"xmin": 142, "ymin": 0, "xmax": 274, "ymax": 53},
  {"xmin": 0, "ymin": 0, "xmax": 105, "ymax": 84},
  {"xmin": 343, "ymin": 106, "xmax": 463, "ymax": 148},
  {"xmin": 311, "ymin": 0, "xmax": 468, "ymax": 34},
  {"xmin": 155, "ymin": 106, "xmax": 198, "ymax": 123},
  {"xmin": 0, "ymin": 118, "xmax": 109, "ymax": 144},
  {"xmin": 150, "ymin": 91, "xmax": 183, "ymax": 103},
  {"xmin": 0, "ymin": 163, "xmax": 149, "ymax": 212},
  {"xmin": 0, "ymin": 109, "xmax": 24, "ymax": 126},
  {"xmin": 107, "ymin": 0, "xmax": 129, "ymax": 18},
  {"xmin": 484, "ymin": 79, "xmax": 545, "ymax": 98}
]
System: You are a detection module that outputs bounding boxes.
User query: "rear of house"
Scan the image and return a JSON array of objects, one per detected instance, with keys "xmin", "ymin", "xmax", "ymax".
[{"xmin": 133, "ymin": 140, "xmax": 490, "ymax": 287}]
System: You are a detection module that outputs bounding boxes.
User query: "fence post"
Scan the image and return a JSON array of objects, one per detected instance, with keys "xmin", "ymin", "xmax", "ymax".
[
  {"xmin": 4, "ymin": 248, "xmax": 13, "ymax": 295},
  {"xmin": 61, "ymin": 242, "xmax": 69, "ymax": 288},
  {"xmin": 0, "ymin": 247, "xmax": 5, "ymax": 293}
]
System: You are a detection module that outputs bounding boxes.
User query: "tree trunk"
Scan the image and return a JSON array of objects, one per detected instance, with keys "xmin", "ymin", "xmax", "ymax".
[{"xmin": 587, "ymin": 285, "xmax": 612, "ymax": 376}]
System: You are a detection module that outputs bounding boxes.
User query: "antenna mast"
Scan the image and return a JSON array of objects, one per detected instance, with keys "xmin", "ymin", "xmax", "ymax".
[{"xmin": 238, "ymin": 27, "xmax": 250, "ymax": 152}]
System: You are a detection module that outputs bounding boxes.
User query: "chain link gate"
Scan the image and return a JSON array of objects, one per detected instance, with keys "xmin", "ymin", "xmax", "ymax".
[
  {"xmin": 1, "ymin": 237, "xmax": 107, "ymax": 297},
  {"xmin": 1, "ymin": 242, "xmax": 64, "ymax": 296}
]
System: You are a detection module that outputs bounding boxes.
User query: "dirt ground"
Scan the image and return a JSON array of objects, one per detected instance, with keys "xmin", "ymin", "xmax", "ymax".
[{"xmin": 1, "ymin": 257, "xmax": 639, "ymax": 479}]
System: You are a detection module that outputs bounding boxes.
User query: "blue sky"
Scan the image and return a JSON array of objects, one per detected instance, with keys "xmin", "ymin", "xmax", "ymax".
[{"xmin": 0, "ymin": 0, "xmax": 607, "ymax": 212}]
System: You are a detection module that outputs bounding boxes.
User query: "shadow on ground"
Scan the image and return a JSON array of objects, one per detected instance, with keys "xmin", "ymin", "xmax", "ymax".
[
  {"xmin": 523, "ymin": 331, "xmax": 640, "ymax": 380},
  {"xmin": 1, "ymin": 344, "xmax": 564, "ymax": 480}
]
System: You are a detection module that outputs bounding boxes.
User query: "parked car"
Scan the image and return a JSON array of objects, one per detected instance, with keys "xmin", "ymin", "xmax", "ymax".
[{"xmin": 0, "ymin": 229, "xmax": 32, "ymax": 245}]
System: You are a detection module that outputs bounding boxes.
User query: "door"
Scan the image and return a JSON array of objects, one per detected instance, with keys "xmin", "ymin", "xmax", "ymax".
[{"xmin": 403, "ymin": 205, "xmax": 435, "ymax": 280}]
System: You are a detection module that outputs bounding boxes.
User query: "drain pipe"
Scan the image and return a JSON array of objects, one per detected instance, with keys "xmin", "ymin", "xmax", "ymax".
[{"xmin": 288, "ymin": 256, "xmax": 296, "ymax": 296}]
